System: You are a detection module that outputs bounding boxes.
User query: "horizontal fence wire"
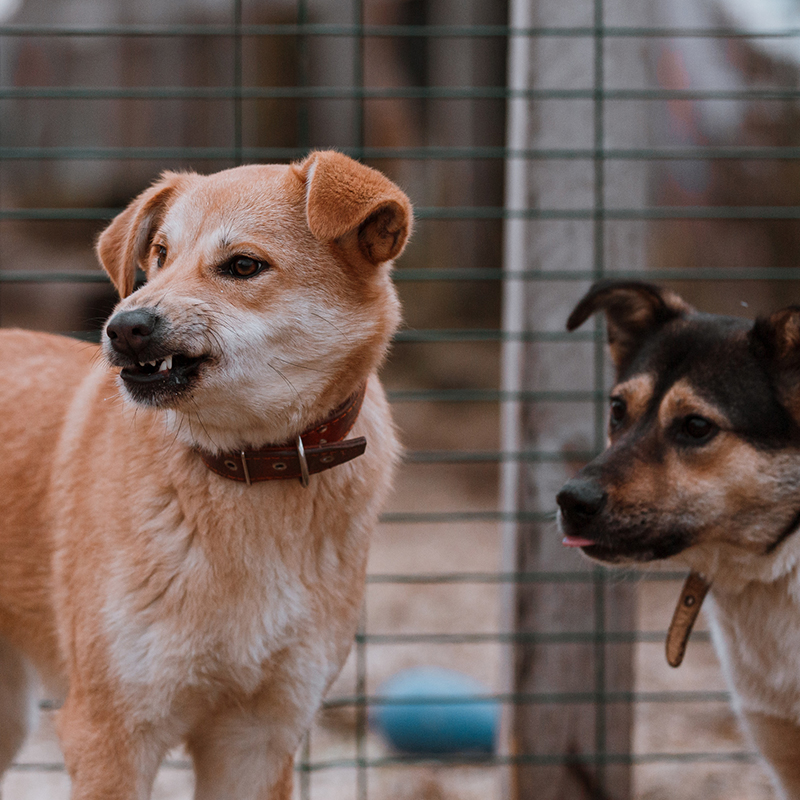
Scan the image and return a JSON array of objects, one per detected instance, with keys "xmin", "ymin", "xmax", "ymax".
[
  {"xmin": 11, "ymin": 206, "xmax": 800, "ymax": 222},
  {"xmin": 5, "ymin": 5, "xmax": 797, "ymax": 798},
  {"xmin": 8, "ymin": 267, "xmax": 800, "ymax": 282},
  {"xmin": 7, "ymin": 145, "xmax": 800, "ymax": 160},
  {"xmin": 7, "ymin": 86, "xmax": 800, "ymax": 101},
  {"xmin": 12, "ymin": 752, "xmax": 759, "ymax": 775},
  {"xmin": 2, "ymin": 23, "xmax": 800, "ymax": 38}
]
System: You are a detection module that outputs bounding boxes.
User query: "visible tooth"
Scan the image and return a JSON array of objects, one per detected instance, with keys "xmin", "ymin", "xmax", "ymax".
[
  {"xmin": 164, "ymin": 355, "xmax": 173, "ymax": 370},
  {"xmin": 158, "ymin": 361, "xmax": 169, "ymax": 373}
]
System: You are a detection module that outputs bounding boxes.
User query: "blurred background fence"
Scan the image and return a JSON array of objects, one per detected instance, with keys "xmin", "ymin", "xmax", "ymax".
[{"xmin": 2, "ymin": 0, "xmax": 800, "ymax": 798}]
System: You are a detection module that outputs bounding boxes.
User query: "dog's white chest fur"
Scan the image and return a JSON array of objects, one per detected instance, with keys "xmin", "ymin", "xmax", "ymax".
[
  {"xmin": 105, "ymin": 549, "xmax": 299, "ymax": 695},
  {"xmin": 98, "ymin": 490, "xmax": 357, "ymax": 711},
  {"xmin": 705, "ymin": 571, "xmax": 800, "ymax": 723}
]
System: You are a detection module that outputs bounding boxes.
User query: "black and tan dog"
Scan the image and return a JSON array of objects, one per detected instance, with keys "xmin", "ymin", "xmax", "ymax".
[{"xmin": 557, "ymin": 280, "xmax": 800, "ymax": 800}]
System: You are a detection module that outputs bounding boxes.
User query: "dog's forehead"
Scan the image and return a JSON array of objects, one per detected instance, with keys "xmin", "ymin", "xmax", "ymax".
[
  {"xmin": 616, "ymin": 314, "xmax": 795, "ymax": 444},
  {"xmin": 161, "ymin": 164, "xmax": 303, "ymax": 246},
  {"xmin": 622, "ymin": 315, "xmax": 749, "ymax": 388}
]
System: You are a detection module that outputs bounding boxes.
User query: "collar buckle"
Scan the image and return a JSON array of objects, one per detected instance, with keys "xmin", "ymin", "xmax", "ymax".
[
  {"xmin": 239, "ymin": 451, "xmax": 252, "ymax": 486},
  {"xmin": 296, "ymin": 436, "xmax": 310, "ymax": 488}
]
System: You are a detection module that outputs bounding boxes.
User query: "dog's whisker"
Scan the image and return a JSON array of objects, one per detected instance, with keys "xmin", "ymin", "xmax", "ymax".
[
  {"xmin": 164, "ymin": 412, "xmax": 187, "ymax": 452},
  {"xmin": 187, "ymin": 398, "xmax": 223, "ymax": 452},
  {"xmin": 206, "ymin": 330, "xmax": 228, "ymax": 359},
  {"xmin": 310, "ymin": 311, "xmax": 352, "ymax": 345},
  {"xmin": 272, "ymin": 357, "xmax": 323, "ymax": 373},
  {"xmin": 267, "ymin": 363, "xmax": 301, "ymax": 402}
]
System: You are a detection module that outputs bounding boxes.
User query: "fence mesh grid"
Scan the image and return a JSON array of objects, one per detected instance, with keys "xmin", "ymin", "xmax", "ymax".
[{"xmin": 2, "ymin": 1, "xmax": 800, "ymax": 798}]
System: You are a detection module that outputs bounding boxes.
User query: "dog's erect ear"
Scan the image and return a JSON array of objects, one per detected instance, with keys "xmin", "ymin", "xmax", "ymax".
[
  {"xmin": 751, "ymin": 307, "xmax": 800, "ymax": 372},
  {"xmin": 95, "ymin": 173, "xmax": 184, "ymax": 298},
  {"xmin": 567, "ymin": 281, "xmax": 694, "ymax": 374},
  {"xmin": 750, "ymin": 308, "xmax": 800, "ymax": 418},
  {"xmin": 295, "ymin": 150, "xmax": 412, "ymax": 266}
]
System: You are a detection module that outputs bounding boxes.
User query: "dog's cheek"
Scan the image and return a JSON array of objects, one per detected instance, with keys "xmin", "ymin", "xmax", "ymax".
[
  {"xmin": 674, "ymin": 443, "xmax": 795, "ymax": 549},
  {"xmin": 722, "ymin": 454, "xmax": 800, "ymax": 549}
]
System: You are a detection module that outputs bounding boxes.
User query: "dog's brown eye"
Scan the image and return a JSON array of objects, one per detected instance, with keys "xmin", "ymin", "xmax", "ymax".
[
  {"xmin": 609, "ymin": 397, "xmax": 627, "ymax": 429},
  {"xmin": 679, "ymin": 415, "xmax": 718, "ymax": 443},
  {"xmin": 225, "ymin": 256, "xmax": 267, "ymax": 279},
  {"xmin": 154, "ymin": 245, "xmax": 167, "ymax": 269}
]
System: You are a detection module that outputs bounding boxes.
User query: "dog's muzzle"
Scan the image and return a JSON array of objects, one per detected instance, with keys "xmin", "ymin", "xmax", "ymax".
[{"xmin": 105, "ymin": 307, "xmax": 208, "ymax": 405}]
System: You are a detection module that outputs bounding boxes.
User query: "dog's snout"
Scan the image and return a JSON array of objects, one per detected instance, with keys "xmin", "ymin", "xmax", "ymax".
[
  {"xmin": 106, "ymin": 308, "xmax": 161, "ymax": 360},
  {"xmin": 557, "ymin": 478, "xmax": 607, "ymax": 525}
]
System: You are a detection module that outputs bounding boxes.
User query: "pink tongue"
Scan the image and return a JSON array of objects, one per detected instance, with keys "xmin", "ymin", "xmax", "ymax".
[{"xmin": 562, "ymin": 535, "xmax": 595, "ymax": 548}]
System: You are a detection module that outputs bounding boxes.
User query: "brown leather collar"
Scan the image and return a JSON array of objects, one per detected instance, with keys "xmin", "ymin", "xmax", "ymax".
[
  {"xmin": 198, "ymin": 385, "xmax": 367, "ymax": 486},
  {"xmin": 666, "ymin": 571, "xmax": 710, "ymax": 668}
]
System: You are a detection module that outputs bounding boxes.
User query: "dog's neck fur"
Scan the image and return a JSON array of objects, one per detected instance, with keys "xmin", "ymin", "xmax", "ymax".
[
  {"xmin": 195, "ymin": 384, "xmax": 368, "ymax": 484},
  {"xmin": 662, "ymin": 523, "xmax": 800, "ymax": 676},
  {"xmin": 700, "ymin": 565, "xmax": 800, "ymax": 733},
  {"xmin": 154, "ymin": 379, "xmax": 366, "ymax": 455},
  {"xmin": 676, "ymin": 527, "xmax": 800, "ymax": 595}
]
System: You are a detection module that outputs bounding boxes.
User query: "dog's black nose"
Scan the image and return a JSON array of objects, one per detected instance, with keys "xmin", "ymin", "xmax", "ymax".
[
  {"xmin": 557, "ymin": 478, "xmax": 607, "ymax": 525},
  {"xmin": 106, "ymin": 308, "xmax": 161, "ymax": 360}
]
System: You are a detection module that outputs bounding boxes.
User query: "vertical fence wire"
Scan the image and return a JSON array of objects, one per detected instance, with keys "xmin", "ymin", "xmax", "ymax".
[
  {"xmin": 232, "ymin": 0, "xmax": 244, "ymax": 167},
  {"xmin": 352, "ymin": 3, "xmax": 368, "ymax": 798},
  {"xmin": 591, "ymin": 1, "xmax": 609, "ymax": 788}
]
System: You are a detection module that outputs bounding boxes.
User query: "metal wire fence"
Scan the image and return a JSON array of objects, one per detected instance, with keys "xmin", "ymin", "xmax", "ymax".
[{"xmin": 2, "ymin": 0, "xmax": 800, "ymax": 798}]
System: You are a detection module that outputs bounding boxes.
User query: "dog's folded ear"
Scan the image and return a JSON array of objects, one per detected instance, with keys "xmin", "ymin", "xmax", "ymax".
[
  {"xmin": 567, "ymin": 280, "xmax": 694, "ymax": 374},
  {"xmin": 296, "ymin": 150, "xmax": 412, "ymax": 266},
  {"xmin": 96, "ymin": 174, "xmax": 184, "ymax": 298}
]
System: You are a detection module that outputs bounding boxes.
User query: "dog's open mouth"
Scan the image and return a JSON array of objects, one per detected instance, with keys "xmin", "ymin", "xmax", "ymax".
[
  {"xmin": 116, "ymin": 352, "xmax": 209, "ymax": 406},
  {"xmin": 120, "ymin": 353, "xmax": 206, "ymax": 385},
  {"xmin": 560, "ymin": 527, "xmax": 694, "ymax": 564}
]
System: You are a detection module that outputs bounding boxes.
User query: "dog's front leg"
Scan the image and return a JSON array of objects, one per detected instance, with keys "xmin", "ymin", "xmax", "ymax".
[
  {"xmin": 186, "ymin": 651, "xmax": 331, "ymax": 800},
  {"xmin": 189, "ymin": 730, "xmax": 295, "ymax": 800},
  {"xmin": 743, "ymin": 710, "xmax": 800, "ymax": 800},
  {"xmin": 187, "ymin": 707, "xmax": 300, "ymax": 800},
  {"xmin": 56, "ymin": 691, "xmax": 165, "ymax": 800}
]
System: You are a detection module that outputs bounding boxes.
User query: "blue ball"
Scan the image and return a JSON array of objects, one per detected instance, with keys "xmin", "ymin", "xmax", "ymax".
[{"xmin": 373, "ymin": 666, "xmax": 499, "ymax": 755}]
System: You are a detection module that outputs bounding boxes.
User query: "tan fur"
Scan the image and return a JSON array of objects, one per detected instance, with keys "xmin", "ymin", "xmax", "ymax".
[
  {"xmin": 605, "ymin": 373, "xmax": 654, "ymax": 446},
  {"xmin": 0, "ymin": 151, "xmax": 409, "ymax": 799}
]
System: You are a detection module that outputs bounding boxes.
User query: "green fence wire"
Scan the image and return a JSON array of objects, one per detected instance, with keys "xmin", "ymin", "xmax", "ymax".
[{"xmin": 2, "ymin": 2, "xmax": 799, "ymax": 798}]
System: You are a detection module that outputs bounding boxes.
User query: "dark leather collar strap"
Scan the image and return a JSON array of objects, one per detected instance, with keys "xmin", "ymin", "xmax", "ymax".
[{"xmin": 198, "ymin": 385, "xmax": 367, "ymax": 485}]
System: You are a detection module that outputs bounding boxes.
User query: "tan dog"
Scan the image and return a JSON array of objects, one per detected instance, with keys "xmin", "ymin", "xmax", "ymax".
[{"xmin": 0, "ymin": 151, "xmax": 410, "ymax": 799}]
